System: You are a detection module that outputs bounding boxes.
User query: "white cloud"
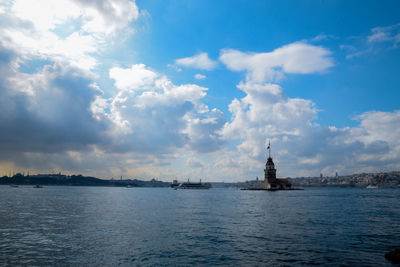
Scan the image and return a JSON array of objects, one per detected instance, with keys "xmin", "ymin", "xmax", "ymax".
[
  {"xmin": 0, "ymin": 0, "xmax": 139, "ymax": 71},
  {"xmin": 368, "ymin": 23, "xmax": 400, "ymax": 45},
  {"xmin": 167, "ymin": 64, "xmax": 182, "ymax": 72},
  {"xmin": 352, "ymin": 111, "xmax": 400, "ymax": 147},
  {"xmin": 344, "ymin": 23, "xmax": 400, "ymax": 59},
  {"xmin": 310, "ymin": 33, "xmax": 335, "ymax": 42},
  {"xmin": 194, "ymin": 73, "xmax": 206, "ymax": 80},
  {"xmin": 220, "ymin": 42, "xmax": 334, "ymax": 83},
  {"xmin": 73, "ymin": 0, "xmax": 139, "ymax": 35},
  {"xmin": 175, "ymin": 52, "xmax": 217, "ymax": 70},
  {"xmin": 11, "ymin": 0, "xmax": 138, "ymax": 36},
  {"xmin": 220, "ymin": 81, "xmax": 317, "ymax": 160},
  {"xmin": 109, "ymin": 64, "xmax": 158, "ymax": 91},
  {"xmin": 105, "ymin": 64, "xmax": 225, "ymax": 153}
]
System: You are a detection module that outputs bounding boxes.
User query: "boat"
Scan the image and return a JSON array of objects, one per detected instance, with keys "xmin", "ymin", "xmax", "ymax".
[
  {"xmin": 10, "ymin": 185, "xmax": 19, "ymax": 188},
  {"xmin": 170, "ymin": 179, "xmax": 180, "ymax": 189},
  {"xmin": 33, "ymin": 185, "xmax": 43, "ymax": 188},
  {"xmin": 176, "ymin": 179, "xmax": 212, "ymax": 189},
  {"xmin": 366, "ymin": 185, "xmax": 378, "ymax": 189}
]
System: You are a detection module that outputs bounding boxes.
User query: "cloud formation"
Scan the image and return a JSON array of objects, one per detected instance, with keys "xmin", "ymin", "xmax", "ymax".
[
  {"xmin": 175, "ymin": 52, "xmax": 217, "ymax": 70},
  {"xmin": 0, "ymin": 47, "xmax": 226, "ymax": 178},
  {"xmin": 107, "ymin": 64, "xmax": 225, "ymax": 153},
  {"xmin": 194, "ymin": 73, "xmax": 206, "ymax": 80},
  {"xmin": 220, "ymin": 42, "xmax": 334, "ymax": 83},
  {"xmin": 217, "ymin": 43, "xmax": 400, "ymax": 178},
  {"xmin": 0, "ymin": 0, "xmax": 139, "ymax": 71},
  {"xmin": 0, "ymin": 0, "xmax": 228, "ymax": 179},
  {"xmin": 0, "ymin": 0, "xmax": 398, "ymax": 181},
  {"xmin": 0, "ymin": 47, "xmax": 108, "ymax": 158},
  {"xmin": 2, "ymin": 60, "xmax": 226, "ymax": 157},
  {"xmin": 343, "ymin": 23, "xmax": 400, "ymax": 59},
  {"xmin": 368, "ymin": 23, "xmax": 400, "ymax": 46}
]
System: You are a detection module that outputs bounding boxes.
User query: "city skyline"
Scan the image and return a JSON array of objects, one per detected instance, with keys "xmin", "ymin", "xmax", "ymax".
[{"xmin": 0, "ymin": 0, "xmax": 399, "ymax": 181}]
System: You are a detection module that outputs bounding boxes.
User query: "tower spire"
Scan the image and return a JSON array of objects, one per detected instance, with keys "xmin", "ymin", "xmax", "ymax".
[{"xmin": 267, "ymin": 140, "xmax": 271, "ymax": 158}]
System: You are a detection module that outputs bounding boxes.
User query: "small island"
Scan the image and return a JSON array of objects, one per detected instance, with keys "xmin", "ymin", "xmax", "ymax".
[{"xmin": 242, "ymin": 142, "xmax": 301, "ymax": 191}]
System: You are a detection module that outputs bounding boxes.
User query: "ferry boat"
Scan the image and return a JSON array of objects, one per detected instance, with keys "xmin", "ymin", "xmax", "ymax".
[
  {"xmin": 174, "ymin": 179, "xmax": 212, "ymax": 189},
  {"xmin": 170, "ymin": 179, "xmax": 180, "ymax": 189}
]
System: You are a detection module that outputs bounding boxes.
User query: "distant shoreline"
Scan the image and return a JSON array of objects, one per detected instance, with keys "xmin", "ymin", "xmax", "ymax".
[
  {"xmin": 214, "ymin": 171, "xmax": 400, "ymax": 189},
  {"xmin": 0, "ymin": 174, "xmax": 170, "ymax": 188},
  {"xmin": 1, "ymin": 171, "xmax": 399, "ymax": 188}
]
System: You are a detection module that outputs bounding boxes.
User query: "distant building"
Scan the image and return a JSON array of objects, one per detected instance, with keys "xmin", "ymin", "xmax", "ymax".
[{"xmin": 262, "ymin": 142, "xmax": 292, "ymax": 190}]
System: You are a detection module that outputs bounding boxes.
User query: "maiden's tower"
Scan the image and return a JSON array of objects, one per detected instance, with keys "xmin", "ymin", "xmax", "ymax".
[{"xmin": 262, "ymin": 142, "xmax": 292, "ymax": 190}]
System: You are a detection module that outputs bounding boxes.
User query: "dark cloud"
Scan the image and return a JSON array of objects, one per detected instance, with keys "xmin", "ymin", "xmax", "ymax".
[{"xmin": 0, "ymin": 46, "xmax": 110, "ymax": 159}]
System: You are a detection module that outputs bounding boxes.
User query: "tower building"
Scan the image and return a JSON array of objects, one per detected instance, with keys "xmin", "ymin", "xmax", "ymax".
[
  {"xmin": 262, "ymin": 142, "xmax": 292, "ymax": 190},
  {"xmin": 265, "ymin": 157, "xmax": 277, "ymax": 183}
]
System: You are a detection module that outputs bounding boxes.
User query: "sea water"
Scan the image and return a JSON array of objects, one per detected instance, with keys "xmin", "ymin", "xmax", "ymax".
[{"xmin": 0, "ymin": 186, "xmax": 399, "ymax": 266}]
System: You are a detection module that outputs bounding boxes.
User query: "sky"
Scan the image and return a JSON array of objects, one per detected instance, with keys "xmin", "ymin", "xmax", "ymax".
[{"xmin": 0, "ymin": 0, "xmax": 400, "ymax": 181}]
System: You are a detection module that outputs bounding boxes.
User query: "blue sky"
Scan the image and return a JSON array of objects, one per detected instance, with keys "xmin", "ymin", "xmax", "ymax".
[
  {"xmin": 0, "ymin": 0, "xmax": 399, "ymax": 181},
  {"xmin": 131, "ymin": 0, "xmax": 400, "ymax": 127}
]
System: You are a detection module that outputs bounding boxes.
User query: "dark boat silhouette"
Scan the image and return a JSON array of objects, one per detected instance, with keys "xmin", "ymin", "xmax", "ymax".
[{"xmin": 176, "ymin": 179, "xmax": 211, "ymax": 189}]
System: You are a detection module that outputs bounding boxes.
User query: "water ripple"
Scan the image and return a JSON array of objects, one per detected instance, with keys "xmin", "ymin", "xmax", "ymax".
[{"xmin": 0, "ymin": 186, "xmax": 399, "ymax": 266}]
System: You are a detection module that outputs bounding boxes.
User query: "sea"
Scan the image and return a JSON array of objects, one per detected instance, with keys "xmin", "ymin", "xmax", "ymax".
[{"xmin": 0, "ymin": 186, "xmax": 399, "ymax": 266}]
